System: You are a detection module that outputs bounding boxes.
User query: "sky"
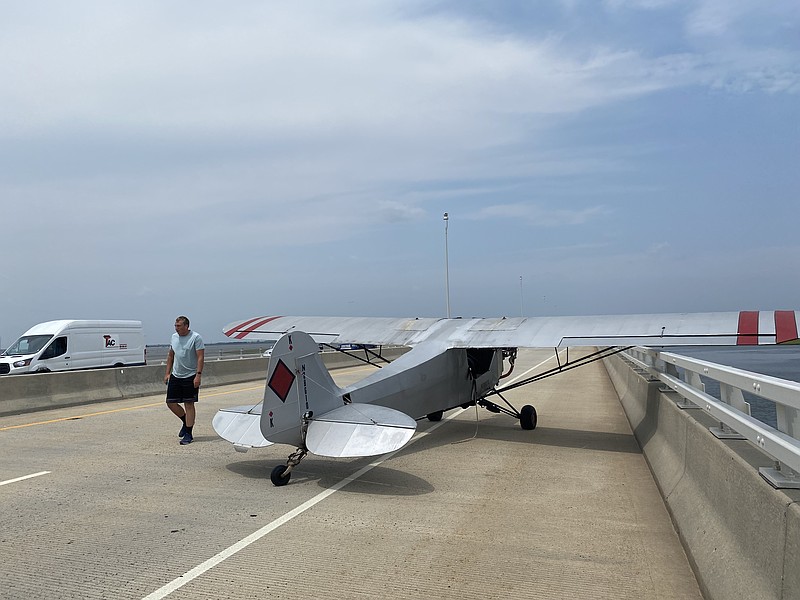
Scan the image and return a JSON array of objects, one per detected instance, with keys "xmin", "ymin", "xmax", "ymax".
[{"xmin": 1, "ymin": 0, "xmax": 798, "ymax": 345}]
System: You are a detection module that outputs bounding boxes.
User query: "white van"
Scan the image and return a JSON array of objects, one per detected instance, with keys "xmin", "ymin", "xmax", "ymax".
[{"xmin": 0, "ymin": 320, "xmax": 145, "ymax": 375}]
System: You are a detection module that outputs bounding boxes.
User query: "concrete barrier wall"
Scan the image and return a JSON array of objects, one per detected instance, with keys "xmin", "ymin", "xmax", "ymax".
[
  {"xmin": 603, "ymin": 354, "xmax": 800, "ymax": 600},
  {"xmin": 0, "ymin": 348, "xmax": 408, "ymax": 418}
]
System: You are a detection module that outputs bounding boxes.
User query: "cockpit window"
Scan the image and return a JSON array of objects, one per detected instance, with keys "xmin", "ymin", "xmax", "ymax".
[{"xmin": 2, "ymin": 335, "xmax": 53, "ymax": 356}]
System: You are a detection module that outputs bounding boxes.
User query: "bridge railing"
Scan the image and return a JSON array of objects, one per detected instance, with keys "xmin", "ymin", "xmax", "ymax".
[{"xmin": 623, "ymin": 346, "xmax": 800, "ymax": 489}]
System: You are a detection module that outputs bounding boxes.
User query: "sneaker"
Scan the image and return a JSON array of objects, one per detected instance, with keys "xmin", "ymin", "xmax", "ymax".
[
  {"xmin": 179, "ymin": 433, "xmax": 193, "ymax": 445},
  {"xmin": 178, "ymin": 424, "xmax": 187, "ymax": 438}
]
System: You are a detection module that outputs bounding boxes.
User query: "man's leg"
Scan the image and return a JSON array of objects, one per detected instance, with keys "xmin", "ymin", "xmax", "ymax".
[
  {"xmin": 185, "ymin": 402, "xmax": 196, "ymax": 427},
  {"xmin": 167, "ymin": 401, "xmax": 186, "ymax": 419},
  {"xmin": 180, "ymin": 401, "xmax": 196, "ymax": 444},
  {"xmin": 167, "ymin": 400, "xmax": 188, "ymax": 437}
]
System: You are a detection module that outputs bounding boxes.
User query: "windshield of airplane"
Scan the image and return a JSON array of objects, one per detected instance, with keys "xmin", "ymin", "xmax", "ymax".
[{"xmin": 2, "ymin": 335, "xmax": 53, "ymax": 356}]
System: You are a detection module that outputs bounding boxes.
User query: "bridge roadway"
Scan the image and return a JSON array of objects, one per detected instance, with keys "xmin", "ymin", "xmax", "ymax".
[{"xmin": 0, "ymin": 349, "xmax": 701, "ymax": 599}]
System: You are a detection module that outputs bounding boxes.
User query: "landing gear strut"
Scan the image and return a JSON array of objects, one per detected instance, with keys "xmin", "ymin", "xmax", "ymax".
[
  {"xmin": 477, "ymin": 392, "xmax": 537, "ymax": 431},
  {"xmin": 270, "ymin": 411, "xmax": 313, "ymax": 486}
]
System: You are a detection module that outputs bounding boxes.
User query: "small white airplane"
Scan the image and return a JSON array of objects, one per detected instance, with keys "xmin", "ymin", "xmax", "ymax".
[{"xmin": 212, "ymin": 310, "xmax": 799, "ymax": 485}]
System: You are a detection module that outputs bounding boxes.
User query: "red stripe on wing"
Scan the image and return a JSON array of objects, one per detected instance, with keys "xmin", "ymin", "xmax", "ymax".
[
  {"xmin": 737, "ymin": 311, "xmax": 759, "ymax": 345},
  {"xmin": 227, "ymin": 316, "xmax": 283, "ymax": 339},
  {"xmin": 223, "ymin": 317, "xmax": 266, "ymax": 338},
  {"xmin": 775, "ymin": 311, "xmax": 799, "ymax": 344}
]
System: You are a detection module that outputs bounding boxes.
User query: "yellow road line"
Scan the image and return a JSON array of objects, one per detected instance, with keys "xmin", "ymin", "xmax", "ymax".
[
  {"xmin": 0, "ymin": 384, "xmax": 264, "ymax": 431},
  {"xmin": 1, "ymin": 363, "xmax": 371, "ymax": 432}
]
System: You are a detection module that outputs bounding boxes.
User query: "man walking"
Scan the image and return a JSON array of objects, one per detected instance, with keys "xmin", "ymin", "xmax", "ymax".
[{"xmin": 164, "ymin": 316, "xmax": 204, "ymax": 445}]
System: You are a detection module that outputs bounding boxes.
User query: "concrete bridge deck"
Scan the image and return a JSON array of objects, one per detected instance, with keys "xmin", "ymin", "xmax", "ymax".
[{"xmin": 1, "ymin": 349, "xmax": 701, "ymax": 599}]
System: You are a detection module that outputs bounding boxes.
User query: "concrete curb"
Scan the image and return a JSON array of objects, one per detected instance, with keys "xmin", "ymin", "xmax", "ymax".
[
  {"xmin": 0, "ymin": 348, "xmax": 408, "ymax": 417},
  {"xmin": 604, "ymin": 353, "xmax": 800, "ymax": 600}
]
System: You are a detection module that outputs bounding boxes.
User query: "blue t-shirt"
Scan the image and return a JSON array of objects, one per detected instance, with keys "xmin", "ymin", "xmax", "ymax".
[{"xmin": 170, "ymin": 331, "xmax": 204, "ymax": 378}]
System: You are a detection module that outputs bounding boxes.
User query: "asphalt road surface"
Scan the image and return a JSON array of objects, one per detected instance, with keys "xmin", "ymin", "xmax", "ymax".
[{"xmin": 1, "ymin": 349, "xmax": 701, "ymax": 599}]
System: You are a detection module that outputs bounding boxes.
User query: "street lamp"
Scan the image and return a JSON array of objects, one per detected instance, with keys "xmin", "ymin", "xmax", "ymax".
[{"xmin": 443, "ymin": 212, "xmax": 451, "ymax": 318}]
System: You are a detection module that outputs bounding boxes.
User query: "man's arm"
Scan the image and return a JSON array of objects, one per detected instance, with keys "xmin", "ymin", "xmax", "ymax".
[
  {"xmin": 194, "ymin": 348, "xmax": 205, "ymax": 388},
  {"xmin": 164, "ymin": 349, "xmax": 174, "ymax": 384}
]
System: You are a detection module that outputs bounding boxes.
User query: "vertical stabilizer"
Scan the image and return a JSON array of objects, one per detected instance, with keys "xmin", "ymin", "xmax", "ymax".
[{"xmin": 260, "ymin": 331, "xmax": 343, "ymax": 446}]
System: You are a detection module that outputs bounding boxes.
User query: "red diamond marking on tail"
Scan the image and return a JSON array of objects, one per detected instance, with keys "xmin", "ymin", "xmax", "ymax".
[{"xmin": 268, "ymin": 360, "xmax": 295, "ymax": 403}]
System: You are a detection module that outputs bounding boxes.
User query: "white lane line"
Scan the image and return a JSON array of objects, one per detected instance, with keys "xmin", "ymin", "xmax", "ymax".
[
  {"xmin": 144, "ymin": 350, "xmax": 564, "ymax": 599},
  {"xmin": 0, "ymin": 471, "xmax": 51, "ymax": 486},
  {"xmin": 141, "ymin": 414, "xmax": 457, "ymax": 600}
]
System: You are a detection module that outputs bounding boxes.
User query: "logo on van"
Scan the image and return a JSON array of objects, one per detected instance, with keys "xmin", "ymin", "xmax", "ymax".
[{"xmin": 104, "ymin": 335, "xmax": 116, "ymax": 348}]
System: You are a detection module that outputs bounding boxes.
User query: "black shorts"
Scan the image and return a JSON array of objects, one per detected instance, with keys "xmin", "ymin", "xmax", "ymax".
[{"xmin": 166, "ymin": 375, "xmax": 199, "ymax": 403}]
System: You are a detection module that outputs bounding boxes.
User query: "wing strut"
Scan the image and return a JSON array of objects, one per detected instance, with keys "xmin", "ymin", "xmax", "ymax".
[
  {"xmin": 320, "ymin": 343, "xmax": 392, "ymax": 368},
  {"xmin": 488, "ymin": 346, "xmax": 634, "ymax": 397}
]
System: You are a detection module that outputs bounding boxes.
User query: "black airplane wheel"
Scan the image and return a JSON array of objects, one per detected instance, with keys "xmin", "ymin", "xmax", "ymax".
[
  {"xmin": 426, "ymin": 410, "xmax": 443, "ymax": 422},
  {"xmin": 520, "ymin": 405, "xmax": 537, "ymax": 430},
  {"xmin": 270, "ymin": 465, "xmax": 291, "ymax": 486}
]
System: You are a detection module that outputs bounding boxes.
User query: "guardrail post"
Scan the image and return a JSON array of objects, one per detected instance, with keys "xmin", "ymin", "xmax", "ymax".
[
  {"xmin": 658, "ymin": 362, "xmax": 684, "ymax": 396},
  {"xmin": 709, "ymin": 383, "xmax": 748, "ymax": 439},
  {"xmin": 760, "ymin": 406, "xmax": 800, "ymax": 488},
  {"xmin": 674, "ymin": 370, "xmax": 704, "ymax": 410}
]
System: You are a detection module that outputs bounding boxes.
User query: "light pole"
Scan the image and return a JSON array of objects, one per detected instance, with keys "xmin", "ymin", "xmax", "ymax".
[
  {"xmin": 443, "ymin": 212, "xmax": 451, "ymax": 318},
  {"xmin": 519, "ymin": 275, "xmax": 524, "ymax": 317}
]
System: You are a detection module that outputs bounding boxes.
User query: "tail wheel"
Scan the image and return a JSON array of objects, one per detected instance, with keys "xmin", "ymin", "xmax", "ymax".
[
  {"xmin": 270, "ymin": 465, "xmax": 291, "ymax": 486},
  {"xmin": 520, "ymin": 405, "xmax": 537, "ymax": 430}
]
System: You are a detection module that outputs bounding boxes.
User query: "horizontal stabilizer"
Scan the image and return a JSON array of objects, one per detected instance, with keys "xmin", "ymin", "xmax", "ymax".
[
  {"xmin": 306, "ymin": 404, "xmax": 417, "ymax": 458},
  {"xmin": 212, "ymin": 404, "xmax": 272, "ymax": 450}
]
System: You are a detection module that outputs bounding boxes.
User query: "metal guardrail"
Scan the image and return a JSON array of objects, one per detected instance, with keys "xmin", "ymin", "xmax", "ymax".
[{"xmin": 624, "ymin": 347, "xmax": 800, "ymax": 489}]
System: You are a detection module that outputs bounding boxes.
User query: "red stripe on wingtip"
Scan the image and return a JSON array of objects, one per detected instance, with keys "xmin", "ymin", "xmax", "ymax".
[
  {"xmin": 223, "ymin": 317, "xmax": 265, "ymax": 338},
  {"xmin": 232, "ymin": 316, "xmax": 282, "ymax": 339},
  {"xmin": 775, "ymin": 311, "xmax": 798, "ymax": 344},
  {"xmin": 737, "ymin": 311, "xmax": 759, "ymax": 345}
]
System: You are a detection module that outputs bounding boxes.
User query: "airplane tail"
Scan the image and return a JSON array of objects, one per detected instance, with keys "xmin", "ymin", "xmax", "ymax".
[
  {"xmin": 260, "ymin": 330, "xmax": 417, "ymax": 457},
  {"xmin": 260, "ymin": 331, "xmax": 343, "ymax": 446}
]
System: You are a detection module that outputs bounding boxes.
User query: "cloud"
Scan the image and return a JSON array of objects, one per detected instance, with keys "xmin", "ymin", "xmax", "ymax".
[
  {"xmin": 0, "ymin": 3, "xmax": 731, "ymax": 140},
  {"xmin": 685, "ymin": 0, "xmax": 750, "ymax": 37},
  {"xmin": 603, "ymin": 0, "xmax": 680, "ymax": 10},
  {"xmin": 0, "ymin": 1, "xmax": 797, "ymax": 344},
  {"xmin": 466, "ymin": 202, "xmax": 609, "ymax": 227}
]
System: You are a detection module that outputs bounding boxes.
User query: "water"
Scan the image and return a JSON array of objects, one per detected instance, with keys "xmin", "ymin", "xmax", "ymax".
[
  {"xmin": 145, "ymin": 341, "xmax": 273, "ymax": 365},
  {"xmin": 666, "ymin": 346, "xmax": 800, "ymax": 429}
]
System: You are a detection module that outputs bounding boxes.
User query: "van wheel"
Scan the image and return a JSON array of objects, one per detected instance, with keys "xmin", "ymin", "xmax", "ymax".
[
  {"xmin": 36, "ymin": 368, "xmax": 51, "ymax": 373},
  {"xmin": 114, "ymin": 363, "xmax": 124, "ymax": 367}
]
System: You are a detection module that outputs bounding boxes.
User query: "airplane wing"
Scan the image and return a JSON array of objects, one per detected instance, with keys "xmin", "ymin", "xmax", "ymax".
[
  {"xmin": 223, "ymin": 310, "xmax": 799, "ymax": 348},
  {"xmin": 223, "ymin": 315, "xmax": 442, "ymax": 346}
]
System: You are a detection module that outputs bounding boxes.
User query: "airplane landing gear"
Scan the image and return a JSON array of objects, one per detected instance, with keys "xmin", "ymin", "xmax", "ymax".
[
  {"xmin": 520, "ymin": 404, "xmax": 537, "ymax": 430},
  {"xmin": 270, "ymin": 465, "xmax": 291, "ymax": 486},
  {"xmin": 271, "ymin": 447, "xmax": 307, "ymax": 486},
  {"xmin": 270, "ymin": 411, "xmax": 314, "ymax": 486},
  {"xmin": 477, "ymin": 394, "xmax": 538, "ymax": 431}
]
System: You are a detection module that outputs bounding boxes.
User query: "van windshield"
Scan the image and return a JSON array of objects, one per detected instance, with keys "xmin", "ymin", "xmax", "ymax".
[{"xmin": 2, "ymin": 335, "xmax": 53, "ymax": 356}]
